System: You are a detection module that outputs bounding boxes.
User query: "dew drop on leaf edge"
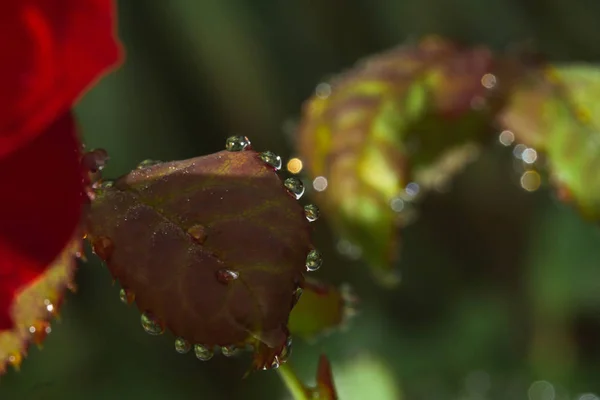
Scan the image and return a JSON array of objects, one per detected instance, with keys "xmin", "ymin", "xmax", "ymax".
[
  {"xmin": 305, "ymin": 249, "xmax": 323, "ymax": 272},
  {"xmin": 225, "ymin": 135, "xmax": 251, "ymax": 152},
  {"xmin": 258, "ymin": 151, "xmax": 282, "ymax": 170},
  {"xmin": 119, "ymin": 288, "xmax": 135, "ymax": 305},
  {"xmin": 194, "ymin": 344, "xmax": 214, "ymax": 361},
  {"xmin": 284, "ymin": 177, "xmax": 305, "ymax": 199},
  {"xmin": 174, "ymin": 337, "xmax": 192, "ymax": 354},
  {"xmin": 304, "ymin": 204, "xmax": 320, "ymax": 221},
  {"xmin": 140, "ymin": 312, "xmax": 165, "ymax": 336}
]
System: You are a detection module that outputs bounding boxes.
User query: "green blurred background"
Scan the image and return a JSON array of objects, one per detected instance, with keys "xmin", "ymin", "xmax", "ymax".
[{"xmin": 3, "ymin": 0, "xmax": 600, "ymax": 398}]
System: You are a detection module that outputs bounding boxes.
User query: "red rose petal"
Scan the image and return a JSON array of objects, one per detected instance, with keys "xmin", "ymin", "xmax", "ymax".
[
  {"xmin": 0, "ymin": 112, "xmax": 82, "ymax": 330},
  {"xmin": 0, "ymin": 0, "xmax": 122, "ymax": 159}
]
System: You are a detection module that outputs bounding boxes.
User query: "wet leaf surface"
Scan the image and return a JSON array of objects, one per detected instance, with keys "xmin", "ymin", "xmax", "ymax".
[
  {"xmin": 297, "ymin": 36, "xmax": 521, "ymax": 284},
  {"xmin": 85, "ymin": 148, "xmax": 315, "ymax": 370}
]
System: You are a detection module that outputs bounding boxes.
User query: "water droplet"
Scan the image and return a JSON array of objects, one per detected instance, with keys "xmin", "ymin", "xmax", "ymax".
[
  {"xmin": 304, "ymin": 204, "xmax": 320, "ymax": 222},
  {"xmin": 7, "ymin": 353, "xmax": 22, "ymax": 370},
  {"xmin": 284, "ymin": 177, "xmax": 304, "ymax": 199},
  {"xmin": 140, "ymin": 312, "xmax": 164, "ymax": 335},
  {"xmin": 312, "ymin": 176, "xmax": 328, "ymax": 192},
  {"xmin": 119, "ymin": 288, "xmax": 135, "ymax": 305},
  {"xmin": 225, "ymin": 136, "xmax": 251, "ymax": 152},
  {"xmin": 43, "ymin": 299, "xmax": 54, "ymax": 313},
  {"xmin": 29, "ymin": 321, "xmax": 51, "ymax": 345},
  {"xmin": 174, "ymin": 337, "xmax": 191, "ymax": 354},
  {"xmin": 278, "ymin": 336, "xmax": 293, "ymax": 364},
  {"xmin": 305, "ymin": 249, "xmax": 323, "ymax": 272},
  {"xmin": 97, "ymin": 179, "xmax": 114, "ymax": 189},
  {"xmin": 521, "ymin": 170, "xmax": 541, "ymax": 192},
  {"xmin": 81, "ymin": 148, "xmax": 109, "ymax": 173},
  {"xmin": 390, "ymin": 197, "xmax": 405, "ymax": 212},
  {"xmin": 481, "ymin": 73, "xmax": 497, "ymax": 89},
  {"xmin": 216, "ymin": 269, "xmax": 239, "ymax": 284},
  {"xmin": 137, "ymin": 159, "xmax": 162, "ymax": 169},
  {"xmin": 499, "ymin": 130, "xmax": 515, "ymax": 146},
  {"xmin": 522, "ymin": 148, "xmax": 538, "ymax": 164},
  {"xmin": 221, "ymin": 345, "xmax": 239, "ymax": 357},
  {"xmin": 287, "ymin": 158, "xmax": 303, "ymax": 174},
  {"xmin": 513, "ymin": 144, "xmax": 527, "ymax": 159},
  {"xmin": 292, "ymin": 286, "xmax": 303, "ymax": 308},
  {"xmin": 405, "ymin": 182, "xmax": 420, "ymax": 197},
  {"xmin": 315, "ymin": 82, "xmax": 332, "ymax": 99},
  {"xmin": 259, "ymin": 151, "xmax": 282, "ymax": 170},
  {"xmin": 91, "ymin": 236, "xmax": 114, "ymax": 261},
  {"xmin": 187, "ymin": 224, "xmax": 207, "ymax": 244},
  {"xmin": 194, "ymin": 344, "xmax": 214, "ymax": 361}
]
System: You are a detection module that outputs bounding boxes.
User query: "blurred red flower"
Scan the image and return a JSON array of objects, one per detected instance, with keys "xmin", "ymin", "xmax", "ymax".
[{"xmin": 0, "ymin": 0, "xmax": 122, "ymax": 330}]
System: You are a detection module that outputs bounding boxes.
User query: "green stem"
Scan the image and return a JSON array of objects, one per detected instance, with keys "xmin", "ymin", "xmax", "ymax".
[{"xmin": 278, "ymin": 363, "xmax": 310, "ymax": 400}]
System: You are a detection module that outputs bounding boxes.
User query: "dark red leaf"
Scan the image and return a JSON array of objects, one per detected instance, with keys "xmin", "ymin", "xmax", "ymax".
[{"xmin": 86, "ymin": 149, "xmax": 315, "ymax": 370}]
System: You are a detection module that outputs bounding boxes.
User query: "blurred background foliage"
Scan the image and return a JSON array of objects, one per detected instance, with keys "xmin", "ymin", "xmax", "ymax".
[{"xmin": 3, "ymin": 0, "xmax": 600, "ymax": 398}]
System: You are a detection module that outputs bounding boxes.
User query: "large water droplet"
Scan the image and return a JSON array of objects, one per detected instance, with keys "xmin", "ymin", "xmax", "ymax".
[
  {"xmin": 194, "ymin": 344, "xmax": 214, "ymax": 361},
  {"xmin": 137, "ymin": 159, "xmax": 162, "ymax": 169},
  {"xmin": 140, "ymin": 312, "xmax": 164, "ymax": 335},
  {"xmin": 91, "ymin": 236, "xmax": 114, "ymax": 261},
  {"xmin": 304, "ymin": 204, "xmax": 320, "ymax": 222},
  {"xmin": 305, "ymin": 249, "xmax": 323, "ymax": 272},
  {"xmin": 259, "ymin": 151, "xmax": 282, "ymax": 170},
  {"xmin": 221, "ymin": 345, "xmax": 239, "ymax": 357},
  {"xmin": 187, "ymin": 224, "xmax": 207, "ymax": 244},
  {"xmin": 216, "ymin": 269, "xmax": 239, "ymax": 284},
  {"xmin": 174, "ymin": 337, "xmax": 191, "ymax": 354},
  {"xmin": 284, "ymin": 177, "xmax": 304, "ymax": 199},
  {"xmin": 225, "ymin": 136, "xmax": 251, "ymax": 152}
]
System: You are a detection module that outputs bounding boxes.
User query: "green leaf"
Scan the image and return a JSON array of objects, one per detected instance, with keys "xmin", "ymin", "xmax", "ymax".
[
  {"xmin": 297, "ymin": 36, "xmax": 519, "ymax": 284},
  {"xmin": 499, "ymin": 64, "xmax": 600, "ymax": 218},
  {"xmin": 288, "ymin": 278, "xmax": 358, "ymax": 341}
]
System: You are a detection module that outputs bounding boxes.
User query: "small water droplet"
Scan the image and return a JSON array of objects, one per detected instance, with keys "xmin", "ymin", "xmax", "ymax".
[
  {"xmin": 225, "ymin": 136, "xmax": 251, "ymax": 152},
  {"xmin": 216, "ymin": 269, "xmax": 239, "ymax": 284},
  {"xmin": 259, "ymin": 151, "xmax": 282, "ymax": 170},
  {"xmin": 513, "ymin": 144, "xmax": 527, "ymax": 159},
  {"xmin": 221, "ymin": 345, "xmax": 239, "ymax": 357},
  {"xmin": 521, "ymin": 170, "xmax": 541, "ymax": 192},
  {"xmin": 499, "ymin": 130, "xmax": 515, "ymax": 146},
  {"xmin": 91, "ymin": 236, "xmax": 114, "ymax": 261},
  {"xmin": 481, "ymin": 73, "xmax": 497, "ymax": 89},
  {"xmin": 7, "ymin": 353, "xmax": 22, "ymax": 370},
  {"xmin": 284, "ymin": 177, "xmax": 304, "ymax": 199},
  {"xmin": 119, "ymin": 288, "xmax": 135, "ymax": 305},
  {"xmin": 81, "ymin": 148, "xmax": 109, "ymax": 173},
  {"xmin": 97, "ymin": 179, "xmax": 114, "ymax": 190},
  {"xmin": 140, "ymin": 312, "xmax": 164, "ymax": 335},
  {"xmin": 187, "ymin": 224, "xmax": 207, "ymax": 244},
  {"xmin": 304, "ymin": 204, "xmax": 320, "ymax": 222},
  {"xmin": 278, "ymin": 336, "xmax": 293, "ymax": 364},
  {"xmin": 305, "ymin": 249, "xmax": 323, "ymax": 272},
  {"xmin": 286, "ymin": 158, "xmax": 303, "ymax": 174},
  {"xmin": 29, "ymin": 321, "xmax": 51, "ymax": 345},
  {"xmin": 174, "ymin": 337, "xmax": 191, "ymax": 354},
  {"xmin": 136, "ymin": 159, "xmax": 162, "ymax": 169},
  {"xmin": 312, "ymin": 176, "xmax": 328, "ymax": 192},
  {"xmin": 405, "ymin": 182, "xmax": 420, "ymax": 197},
  {"xmin": 292, "ymin": 287, "xmax": 303, "ymax": 307},
  {"xmin": 315, "ymin": 82, "xmax": 332, "ymax": 99},
  {"xmin": 194, "ymin": 344, "xmax": 214, "ymax": 361},
  {"xmin": 522, "ymin": 148, "xmax": 538, "ymax": 164}
]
